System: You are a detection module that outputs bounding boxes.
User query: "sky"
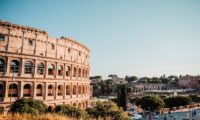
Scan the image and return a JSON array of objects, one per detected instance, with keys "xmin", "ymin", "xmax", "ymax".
[{"xmin": 0, "ymin": 0, "xmax": 200, "ymax": 79}]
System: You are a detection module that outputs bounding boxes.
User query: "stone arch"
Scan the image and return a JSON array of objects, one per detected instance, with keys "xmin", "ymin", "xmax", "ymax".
[
  {"xmin": 66, "ymin": 66, "xmax": 71, "ymax": 77},
  {"xmin": 23, "ymin": 84, "xmax": 32, "ymax": 97},
  {"xmin": 82, "ymin": 101, "xmax": 85, "ymax": 109},
  {"xmin": 48, "ymin": 64, "xmax": 55, "ymax": 75},
  {"xmin": 8, "ymin": 83, "xmax": 18, "ymax": 97},
  {"xmin": 73, "ymin": 103, "xmax": 76, "ymax": 107},
  {"xmin": 24, "ymin": 61, "xmax": 33, "ymax": 74},
  {"xmin": 73, "ymin": 67, "xmax": 77, "ymax": 77},
  {"xmin": 0, "ymin": 84, "xmax": 3, "ymax": 97},
  {"xmin": 78, "ymin": 102, "xmax": 82, "ymax": 108},
  {"xmin": 37, "ymin": 62, "xmax": 44, "ymax": 75},
  {"xmin": 82, "ymin": 69, "xmax": 85, "ymax": 78},
  {"xmin": 0, "ymin": 59, "xmax": 5, "ymax": 73},
  {"xmin": 78, "ymin": 68, "xmax": 81, "ymax": 77},
  {"xmin": 58, "ymin": 84, "xmax": 64, "ymax": 95},
  {"xmin": 10, "ymin": 60, "xmax": 20, "ymax": 73},
  {"xmin": 78, "ymin": 85, "xmax": 82, "ymax": 94},
  {"xmin": 36, "ymin": 84, "xmax": 43, "ymax": 96},
  {"xmin": 66, "ymin": 85, "xmax": 71, "ymax": 95},
  {"xmin": 73, "ymin": 85, "xmax": 77, "ymax": 95},
  {"xmin": 82, "ymin": 85, "xmax": 85, "ymax": 94},
  {"xmin": 48, "ymin": 84, "xmax": 55, "ymax": 96},
  {"xmin": 57, "ymin": 65, "xmax": 63, "ymax": 76}
]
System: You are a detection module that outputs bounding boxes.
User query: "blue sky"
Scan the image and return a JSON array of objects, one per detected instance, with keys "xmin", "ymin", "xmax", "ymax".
[{"xmin": 1, "ymin": 0, "xmax": 200, "ymax": 78}]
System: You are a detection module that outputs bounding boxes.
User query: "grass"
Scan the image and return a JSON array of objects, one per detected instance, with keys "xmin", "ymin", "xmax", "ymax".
[{"xmin": 0, "ymin": 113, "xmax": 74, "ymax": 120}]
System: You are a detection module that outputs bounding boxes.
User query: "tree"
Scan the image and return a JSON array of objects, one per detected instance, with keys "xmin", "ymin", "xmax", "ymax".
[
  {"xmin": 164, "ymin": 96, "xmax": 192, "ymax": 108},
  {"xmin": 125, "ymin": 76, "xmax": 138, "ymax": 82},
  {"xmin": 10, "ymin": 98, "xmax": 47, "ymax": 115},
  {"xmin": 189, "ymin": 95, "xmax": 200, "ymax": 103},
  {"xmin": 117, "ymin": 84, "xmax": 127, "ymax": 111},
  {"xmin": 135, "ymin": 96, "xmax": 165, "ymax": 111},
  {"xmin": 54, "ymin": 104, "xmax": 88, "ymax": 119},
  {"xmin": 86, "ymin": 101, "xmax": 130, "ymax": 120}
]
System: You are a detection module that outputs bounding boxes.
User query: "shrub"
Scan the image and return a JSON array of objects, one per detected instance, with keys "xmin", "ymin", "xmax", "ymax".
[
  {"xmin": 54, "ymin": 104, "xmax": 88, "ymax": 119},
  {"xmin": 0, "ymin": 106, "xmax": 4, "ymax": 114},
  {"xmin": 135, "ymin": 96, "xmax": 165, "ymax": 111},
  {"xmin": 86, "ymin": 101, "xmax": 130, "ymax": 120},
  {"xmin": 189, "ymin": 95, "xmax": 200, "ymax": 103},
  {"xmin": 164, "ymin": 96, "xmax": 192, "ymax": 108},
  {"xmin": 10, "ymin": 98, "xmax": 47, "ymax": 115}
]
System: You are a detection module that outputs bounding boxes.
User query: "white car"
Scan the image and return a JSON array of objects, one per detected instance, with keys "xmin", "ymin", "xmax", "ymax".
[{"xmin": 131, "ymin": 113, "xmax": 142, "ymax": 120}]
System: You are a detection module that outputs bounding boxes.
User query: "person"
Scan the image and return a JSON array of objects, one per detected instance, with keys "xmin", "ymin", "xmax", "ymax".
[
  {"xmin": 163, "ymin": 114, "xmax": 167, "ymax": 120},
  {"xmin": 193, "ymin": 110, "xmax": 196, "ymax": 116}
]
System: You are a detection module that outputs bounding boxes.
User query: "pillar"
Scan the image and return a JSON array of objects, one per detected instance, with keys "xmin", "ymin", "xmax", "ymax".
[{"xmin": 19, "ymin": 81, "xmax": 23, "ymax": 98}]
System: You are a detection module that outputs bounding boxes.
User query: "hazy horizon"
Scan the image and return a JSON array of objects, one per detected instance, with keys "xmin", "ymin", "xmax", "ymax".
[{"xmin": 1, "ymin": 0, "xmax": 200, "ymax": 78}]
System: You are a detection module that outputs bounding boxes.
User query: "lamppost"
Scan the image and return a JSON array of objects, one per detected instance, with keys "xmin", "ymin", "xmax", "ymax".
[{"xmin": 9, "ymin": 65, "xmax": 16, "ymax": 107}]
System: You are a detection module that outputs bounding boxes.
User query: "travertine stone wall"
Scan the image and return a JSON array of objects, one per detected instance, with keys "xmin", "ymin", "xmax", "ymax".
[{"xmin": 0, "ymin": 20, "xmax": 90, "ymax": 110}]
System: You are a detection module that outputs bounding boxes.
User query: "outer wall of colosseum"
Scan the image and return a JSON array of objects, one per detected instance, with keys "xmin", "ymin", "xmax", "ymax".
[{"xmin": 0, "ymin": 20, "xmax": 90, "ymax": 110}]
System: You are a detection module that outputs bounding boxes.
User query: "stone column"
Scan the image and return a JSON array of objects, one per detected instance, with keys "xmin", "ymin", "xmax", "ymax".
[
  {"xmin": 55, "ymin": 62, "xmax": 57, "ymax": 78},
  {"xmin": 64, "ymin": 82, "xmax": 66, "ymax": 99},
  {"xmin": 55, "ymin": 82, "xmax": 58, "ymax": 99},
  {"xmin": 45, "ymin": 61, "xmax": 48, "ymax": 78},
  {"xmin": 20, "ymin": 58, "xmax": 25, "ymax": 77},
  {"xmin": 33, "ymin": 59, "xmax": 37, "ymax": 78},
  {"xmin": 5, "ymin": 57, "xmax": 11, "ymax": 76},
  {"xmin": 4, "ymin": 81, "xmax": 8, "ymax": 98},
  {"xmin": 63, "ymin": 63, "xmax": 66, "ymax": 79},
  {"xmin": 34, "ymin": 33, "xmax": 38, "ymax": 55}
]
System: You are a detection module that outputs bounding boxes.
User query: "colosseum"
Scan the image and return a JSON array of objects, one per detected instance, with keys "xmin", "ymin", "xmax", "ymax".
[{"xmin": 0, "ymin": 20, "xmax": 90, "ymax": 110}]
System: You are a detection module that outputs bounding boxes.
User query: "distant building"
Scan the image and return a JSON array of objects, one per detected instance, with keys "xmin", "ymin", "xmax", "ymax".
[
  {"xmin": 178, "ymin": 75, "xmax": 200, "ymax": 89},
  {"xmin": 126, "ymin": 82, "xmax": 171, "ymax": 93},
  {"xmin": 90, "ymin": 76, "xmax": 102, "ymax": 83},
  {"xmin": 108, "ymin": 74, "xmax": 125, "ymax": 84}
]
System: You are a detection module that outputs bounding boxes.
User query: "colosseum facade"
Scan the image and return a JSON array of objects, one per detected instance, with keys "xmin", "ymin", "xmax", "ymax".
[{"xmin": 0, "ymin": 20, "xmax": 90, "ymax": 110}]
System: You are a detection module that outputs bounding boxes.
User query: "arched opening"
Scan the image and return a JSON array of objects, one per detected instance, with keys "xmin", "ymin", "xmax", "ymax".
[
  {"xmin": 66, "ymin": 66, "xmax": 71, "ymax": 77},
  {"xmin": 73, "ymin": 67, "xmax": 76, "ymax": 77},
  {"xmin": 73, "ymin": 103, "xmax": 76, "ymax": 107},
  {"xmin": 66, "ymin": 85, "xmax": 70, "ymax": 95},
  {"xmin": 24, "ymin": 61, "xmax": 33, "ymax": 74},
  {"xmin": 36, "ymin": 84, "xmax": 43, "ymax": 96},
  {"xmin": 82, "ymin": 85, "xmax": 85, "ymax": 94},
  {"xmin": 8, "ymin": 83, "xmax": 18, "ymax": 97},
  {"xmin": 83, "ymin": 102, "xmax": 85, "ymax": 109},
  {"xmin": 48, "ymin": 85, "xmax": 54, "ymax": 96},
  {"xmin": 58, "ymin": 85, "xmax": 64, "ymax": 95},
  {"xmin": 78, "ymin": 103, "xmax": 82, "ymax": 108},
  {"xmin": 82, "ymin": 69, "xmax": 85, "ymax": 78},
  {"xmin": 23, "ymin": 84, "xmax": 31, "ymax": 97},
  {"xmin": 37, "ymin": 63, "xmax": 44, "ymax": 75},
  {"xmin": 73, "ymin": 85, "xmax": 77, "ymax": 95},
  {"xmin": 48, "ymin": 64, "xmax": 55, "ymax": 75},
  {"xmin": 78, "ymin": 68, "xmax": 81, "ymax": 77},
  {"xmin": 57, "ymin": 65, "xmax": 63, "ymax": 76},
  {"xmin": 48, "ymin": 106, "xmax": 53, "ymax": 112},
  {"xmin": 10, "ymin": 60, "xmax": 20, "ymax": 73},
  {"xmin": 0, "ymin": 84, "xmax": 3, "ymax": 97},
  {"xmin": 0, "ymin": 59, "xmax": 5, "ymax": 73},
  {"xmin": 78, "ymin": 85, "xmax": 81, "ymax": 94},
  {"xmin": 85, "ymin": 70, "xmax": 87, "ymax": 78}
]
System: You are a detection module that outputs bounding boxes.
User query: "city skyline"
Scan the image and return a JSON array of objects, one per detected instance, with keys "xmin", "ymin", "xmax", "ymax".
[{"xmin": 1, "ymin": 0, "xmax": 200, "ymax": 78}]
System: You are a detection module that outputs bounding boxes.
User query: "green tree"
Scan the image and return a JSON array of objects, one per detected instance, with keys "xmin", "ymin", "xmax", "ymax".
[
  {"xmin": 10, "ymin": 98, "xmax": 47, "ymax": 115},
  {"xmin": 0, "ymin": 106, "xmax": 4, "ymax": 114},
  {"xmin": 86, "ymin": 101, "xmax": 130, "ymax": 120},
  {"xmin": 54, "ymin": 104, "xmax": 88, "ymax": 119},
  {"xmin": 125, "ymin": 76, "xmax": 138, "ymax": 82},
  {"xmin": 117, "ymin": 84, "xmax": 127, "ymax": 111},
  {"xmin": 135, "ymin": 96, "xmax": 165, "ymax": 111},
  {"xmin": 164, "ymin": 96, "xmax": 192, "ymax": 108},
  {"xmin": 189, "ymin": 95, "xmax": 200, "ymax": 103}
]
